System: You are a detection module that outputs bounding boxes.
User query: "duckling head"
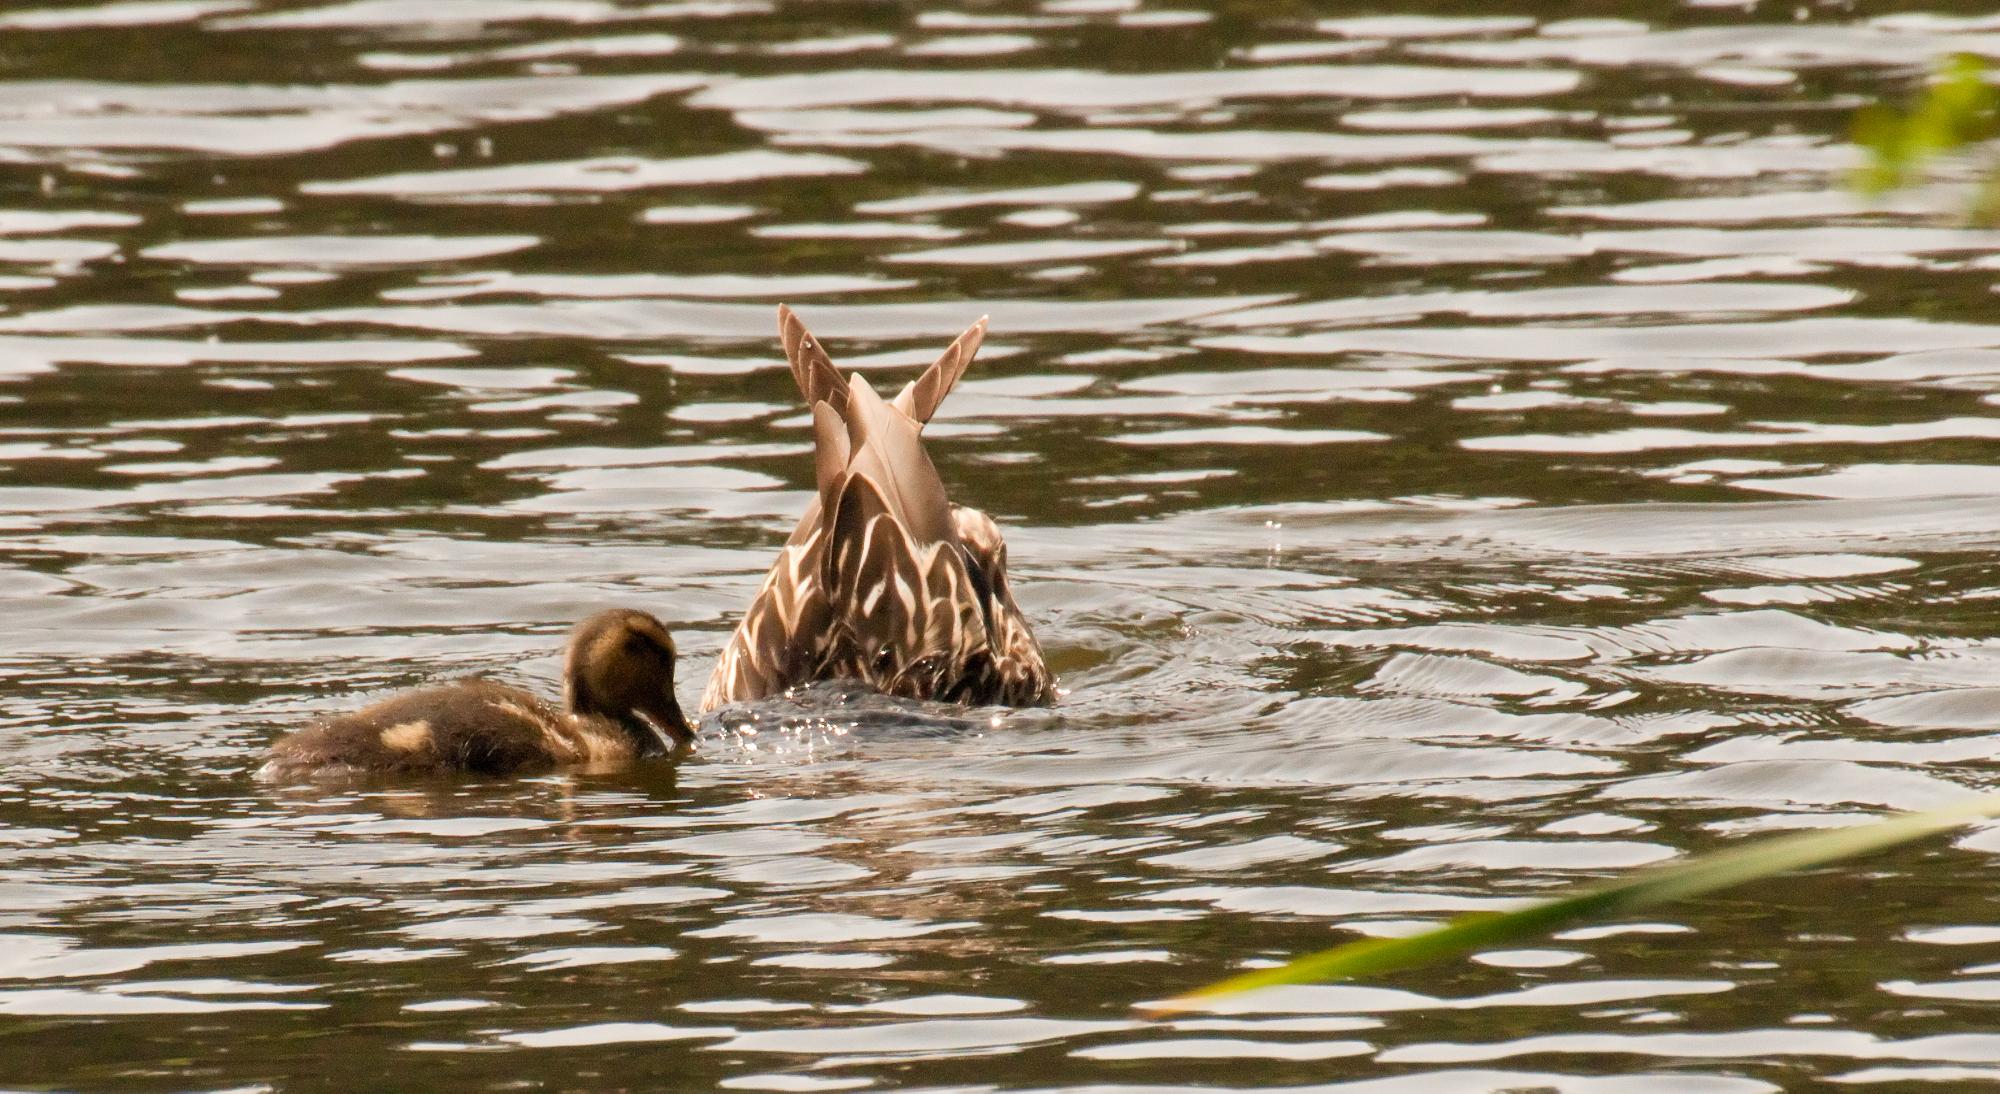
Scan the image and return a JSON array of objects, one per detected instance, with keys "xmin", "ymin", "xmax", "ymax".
[{"xmin": 565, "ymin": 608, "xmax": 697, "ymax": 754}]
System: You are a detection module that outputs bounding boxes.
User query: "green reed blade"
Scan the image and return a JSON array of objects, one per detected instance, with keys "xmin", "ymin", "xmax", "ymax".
[{"xmin": 1147, "ymin": 794, "xmax": 2000, "ymax": 1014}]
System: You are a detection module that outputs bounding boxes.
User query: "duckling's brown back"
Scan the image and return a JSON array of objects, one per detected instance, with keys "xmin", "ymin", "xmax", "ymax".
[{"xmin": 261, "ymin": 680, "xmax": 564, "ymax": 779}]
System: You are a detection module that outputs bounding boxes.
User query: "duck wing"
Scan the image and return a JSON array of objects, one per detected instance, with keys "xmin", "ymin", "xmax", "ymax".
[
  {"xmin": 699, "ymin": 308, "xmax": 848, "ymax": 711},
  {"xmin": 950, "ymin": 504, "xmax": 1056, "ymax": 706},
  {"xmin": 697, "ymin": 495, "xmax": 836, "ymax": 712}
]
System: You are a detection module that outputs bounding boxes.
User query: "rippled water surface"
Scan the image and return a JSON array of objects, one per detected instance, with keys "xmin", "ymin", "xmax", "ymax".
[{"xmin": 12, "ymin": 2, "xmax": 2000, "ymax": 1090}]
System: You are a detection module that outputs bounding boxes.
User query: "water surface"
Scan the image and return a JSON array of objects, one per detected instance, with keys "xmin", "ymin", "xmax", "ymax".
[{"xmin": 5, "ymin": 2, "xmax": 2000, "ymax": 1090}]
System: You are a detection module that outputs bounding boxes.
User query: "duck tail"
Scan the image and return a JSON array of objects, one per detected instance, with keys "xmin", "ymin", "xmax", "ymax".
[
  {"xmin": 809, "ymin": 400, "xmax": 849, "ymax": 514},
  {"xmin": 893, "ymin": 315, "xmax": 986, "ymax": 426},
  {"xmin": 837, "ymin": 372, "xmax": 956, "ymax": 545},
  {"xmin": 778, "ymin": 303, "xmax": 849, "ymax": 416}
]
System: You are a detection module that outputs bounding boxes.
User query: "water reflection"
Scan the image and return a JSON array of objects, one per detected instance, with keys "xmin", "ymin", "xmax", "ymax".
[{"xmin": 5, "ymin": 1, "xmax": 2000, "ymax": 1091}]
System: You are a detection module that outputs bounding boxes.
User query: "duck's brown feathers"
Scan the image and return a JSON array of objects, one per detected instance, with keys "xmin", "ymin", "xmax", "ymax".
[
  {"xmin": 260, "ymin": 679, "xmax": 639, "ymax": 779},
  {"xmin": 699, "ymin": 306, "xmax": 1054, "ymax": 712},
  {"xmin": 262, "ymin": 608, "xmax": 693, "ymax": 779}
]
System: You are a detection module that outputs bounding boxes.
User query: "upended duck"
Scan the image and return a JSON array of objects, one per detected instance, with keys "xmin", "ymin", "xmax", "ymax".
[
  {"xmin": 260, "ymin": 608, "xmax": 694, "ymax": 779},
  {"xmin": 700, "ymin": 305, "xmax": 1056, "ymax": 712}
]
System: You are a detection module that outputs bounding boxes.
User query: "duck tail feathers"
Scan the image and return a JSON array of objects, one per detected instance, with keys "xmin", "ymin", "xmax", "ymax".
[
  {"xmin": 839, "ymin": 374, "xmax": 956, "ymax": 545},
  {"xmin": 894, "ymin": 314, "xmax": 986, "ymax": 426},
  {"xmin": 809, "ymin": 400, "xmax": 850, "ymax": 513},
  {"xmin": 778, "ymin": 304, "xmax": 848, "ymax": 416}
]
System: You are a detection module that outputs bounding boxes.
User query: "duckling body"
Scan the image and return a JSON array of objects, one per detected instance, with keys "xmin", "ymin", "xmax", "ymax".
[
  {"xmin": 261, "ymin": 609, "xmax": 693, "ymax": 780},
  {"xmin": 261, "ymin": 679, "xmax": 640, "ymax": 778},
  {"xmin": 700, "ymin": 306, "xmax": 1055, "ymax": 712}
]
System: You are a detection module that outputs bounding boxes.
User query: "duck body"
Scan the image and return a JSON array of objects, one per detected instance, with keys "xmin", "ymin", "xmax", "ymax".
[
  {"xmin": 700, "ymin": 306, "xmax": 1055, "ymax": 713},
  {"xmin": 259, "ymin": 679, "xmax": 641, "ymax": 779},
  {"xmin": 261, "ymin": 608, "xmax": 694, "ymax": 780}
]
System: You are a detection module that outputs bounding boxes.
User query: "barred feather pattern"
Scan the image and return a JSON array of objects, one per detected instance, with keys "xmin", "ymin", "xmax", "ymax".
[
  {"xmin": 699, "ymin": 524, "xmax": 833, "ymax": 710},
  {"xmin": 950, "ymin": 505, "xmax": 1054, "ymax": 706},
  {"xmin": 698, "ymin": 306, "xmax": 1055, "ymax": 713}
]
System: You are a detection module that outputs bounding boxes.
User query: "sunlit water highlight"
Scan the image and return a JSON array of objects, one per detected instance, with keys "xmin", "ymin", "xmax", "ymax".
[{"xmin": 3, "ymin": 2, "xmax": 2000, "ymax": 1090}]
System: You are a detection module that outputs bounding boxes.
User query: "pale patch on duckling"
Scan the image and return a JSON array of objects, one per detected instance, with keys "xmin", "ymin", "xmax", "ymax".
[{"xmin": 378, "ymin": 720, "xmax": 432, "ymax": 753}]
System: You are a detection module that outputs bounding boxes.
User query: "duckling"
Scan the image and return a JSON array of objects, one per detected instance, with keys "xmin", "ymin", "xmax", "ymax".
[
  {"xmin": 260, "ymin": 609, "xmax": 694, "ymax": 779},
  {"xmin": 701, "ymin": 306, "xmax": 1055, "ymax": 712}
]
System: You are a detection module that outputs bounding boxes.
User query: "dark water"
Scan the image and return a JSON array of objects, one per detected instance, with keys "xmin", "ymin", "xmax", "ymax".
[{"xmin": 8, "ymin": 2, "xmax": 2000, "ymax": 1090}]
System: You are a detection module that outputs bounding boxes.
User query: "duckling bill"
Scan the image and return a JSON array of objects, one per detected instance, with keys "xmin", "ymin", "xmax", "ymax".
[{"xmin": 260, "ymin": 609, "xmax": 694, "ymax": 779}]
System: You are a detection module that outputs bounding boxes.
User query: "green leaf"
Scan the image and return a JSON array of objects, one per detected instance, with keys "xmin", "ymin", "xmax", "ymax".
[
  {"xmin": 1147, "ymin": 794, "xmax": 2000, "ymax": 1014},
  {"xmin": 1851, "ymin": 54, "xmax": 1997, "ymax": 198},
  {"xmin": 1850, "ymin": 103, "xmax": 1914, "ymax": 195}
]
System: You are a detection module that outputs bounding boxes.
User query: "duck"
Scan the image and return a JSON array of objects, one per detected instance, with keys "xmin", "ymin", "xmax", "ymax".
[
  {"xmin": 260, "ymin": 608, "xmax": 695, "ymax": 779},
  {"xmin": 700, "ymin": 305, "xmax": 1056, "ymax": 712}
]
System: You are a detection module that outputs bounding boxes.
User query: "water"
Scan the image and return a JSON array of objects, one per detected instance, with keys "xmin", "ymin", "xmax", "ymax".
[{"xmin": 6, "ymin": 1, "xmax": 2000, "ymax": 1089}]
